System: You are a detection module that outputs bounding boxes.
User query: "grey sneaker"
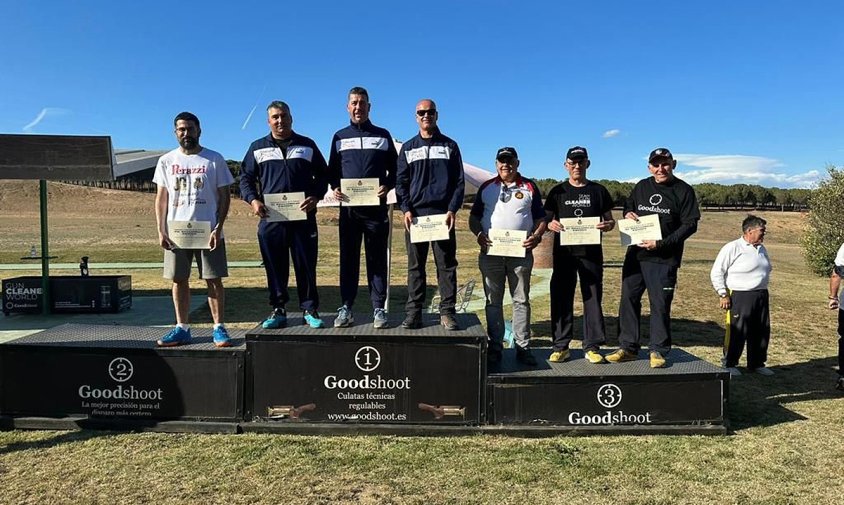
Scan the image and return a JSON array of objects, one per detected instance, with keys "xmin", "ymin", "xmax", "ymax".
[
  {"xmin": 333, "ymin": 305, "xmax": 354, "ymax": 328},
  {"xmin": 373, "ymin": 308, "xmax": 388, "ymax": 329}
]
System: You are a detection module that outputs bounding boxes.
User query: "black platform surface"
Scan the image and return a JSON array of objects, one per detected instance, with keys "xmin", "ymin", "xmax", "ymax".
[
  {"xmin": 3, "ymin": 323, "xmax": 247, "ymax": 350},
  {"xmin": 488, "ymin": 348, "xmax": 727, "ymax": 381},
  {"xmin": 247, "ymin": 313, "xmax": 485, "ymax": 343}
]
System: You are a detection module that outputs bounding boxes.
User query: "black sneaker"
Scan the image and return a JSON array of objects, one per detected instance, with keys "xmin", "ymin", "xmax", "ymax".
[
  {"xmin": 440, "ymin": 313, "xmax": 459, "ymax": 331},
  {"xmin": 516, "ymin": 348, "xmax": 538, "ymax": 366},
  {"xmin": 401, "ymin": 312, "xmax": 422, "ymax": 329}
]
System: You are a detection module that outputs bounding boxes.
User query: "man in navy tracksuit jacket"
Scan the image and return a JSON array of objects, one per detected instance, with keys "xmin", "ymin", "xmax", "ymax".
[
  {"xmin": 327, "ymin": 86, "xmax": 398, "ymax": 329},
  {"xmin": 240, "ymin": 100, "xmax": 329, "ymax": 329},
  {"xmin": 396, "ymin": 99, "xmax": 465, "ymax": 330}
]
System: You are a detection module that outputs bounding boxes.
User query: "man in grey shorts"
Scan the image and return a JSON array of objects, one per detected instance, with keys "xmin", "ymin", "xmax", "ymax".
[{"xmin": 153, "ymin": 111, "xmax": 234, "ymax": 347}]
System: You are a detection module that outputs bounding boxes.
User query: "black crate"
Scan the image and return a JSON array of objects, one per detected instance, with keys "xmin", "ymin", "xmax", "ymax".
[
  {"xmin": 487, "ymin": 348, "xmax": 728, "ymax": 429},
  {"xmin": 0, "ymin": 324, "xmax": 245, "ymax": 422},
  {"xmin": 245, "ymin": 313, "xmax": 485, "ymax": 425}
]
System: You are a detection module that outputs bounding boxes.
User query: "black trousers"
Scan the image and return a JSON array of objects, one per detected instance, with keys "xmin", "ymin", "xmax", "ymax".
[
  {"xmin": 837, "ymin": 309, "xmax": 844, "ymax": 376},
  {"xmin": 723, "ymin": 289, "xmax": 770, "ymax": 369},
  {"xmin": 617, "ymin": 257, "xmax": 677, "ymax": 354},
  {"xmin": 339, "ymin": 207, "xmax": 390, "ymax": 310},
  {"xmin": 404, "ymin": 229, "xmax": 458, "ymax": 315},
  {"xmin": 257, "ymin": 218, "xmax": 319, "ymax": 312},
  {"xmin": 550, "ymin": 253, "xmax": 606, "ymax": 351}
]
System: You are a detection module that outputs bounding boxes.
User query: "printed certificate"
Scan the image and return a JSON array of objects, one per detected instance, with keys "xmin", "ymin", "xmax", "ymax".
[
  {"xmin": 169, "ymin": 220, "xmax": 211, "ymax": 250},
  {"xmin": 264, "ymin": 192, "xmax": 306, "ymax": 222},
  {"xmin": 410, "ymin": 214, "xmax": 450, "ymax": 243},
  {"xmin": 559, "ymin": 217, "xmax": 601, "ymax": 246},
  {"xmin": 487, "ymin": 229, "xmax": 527, "ymax": 258},
  {"xmin": 340, "ymin": 178, "xmax": 380, "ymax": 206},
  {"xmin": 618, "ymin": 214, "xmax": 663, "ymax": 246}
]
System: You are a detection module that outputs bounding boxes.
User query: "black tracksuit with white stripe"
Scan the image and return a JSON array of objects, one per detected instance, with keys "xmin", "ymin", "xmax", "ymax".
[{"xmin": 328, "ymin": 120, "xmax": 398, "ymax": 311}]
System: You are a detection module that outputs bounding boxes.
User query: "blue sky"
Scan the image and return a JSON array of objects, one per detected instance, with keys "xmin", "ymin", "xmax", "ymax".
[{"xmin": 2, "ymin": 0, "xmax": 841, "ymax": 188}]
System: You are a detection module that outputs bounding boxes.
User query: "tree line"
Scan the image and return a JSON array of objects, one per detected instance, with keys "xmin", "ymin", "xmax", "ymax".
[
  {"xmin": 532, "ymin": 178, "xmax": 810, "ymax": 211},
  {"xmin": 65, "ymin": 160, "xmax": 810, "ymax": 211}
]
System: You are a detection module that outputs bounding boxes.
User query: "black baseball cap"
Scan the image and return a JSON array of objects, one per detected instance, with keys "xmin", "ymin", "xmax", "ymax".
[
  {"xmin": 496, "ymin": 146, "xmax": 518, "ymax": 160},
  {"xmin": 648, "ymin": 147, "xmax": 674, "ymax": 162},
  {"xmin": 566, "ymin": 146, "xmax": 588, "ymax": 161}
]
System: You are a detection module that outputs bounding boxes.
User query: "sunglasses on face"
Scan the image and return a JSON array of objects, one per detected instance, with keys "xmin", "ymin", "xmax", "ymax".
[{"xmin": 416, "ymin": 109, "xmax": 437, "ymax": 117}]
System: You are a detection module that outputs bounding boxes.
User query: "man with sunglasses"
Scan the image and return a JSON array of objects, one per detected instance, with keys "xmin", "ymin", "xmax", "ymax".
[
  {"xmin": 607, "ymin": 148, "xmax": 700, "ymax": 368},
  {"xmin": 544, "ymin": 146, "xmax": 615, "ymax": 364},
  {"xmin": 469, "ymin": 147, "xmax": 546, "ymax": 365},
  {"xmin": 396, "ymin": 99, "xmax": 465, "ymax": 330},
  {"xmin": 327, "ymin": 86, "xmax": 398, "ymax": 329}
]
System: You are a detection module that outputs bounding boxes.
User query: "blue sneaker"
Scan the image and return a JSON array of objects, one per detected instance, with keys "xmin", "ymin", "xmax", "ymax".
[
  {"xmin": 157, "ymin": 326, "xmax": 192, "ymax": 347},
  {"xmin": 213, "ymin": 326, "xmax": 232, "ymax": 348},
  {"xmin": 303, "ymin": 310, "xmax": 324, "ymax": 329},
  {"xmin": 262, "ymin": 308, "xmax": 287, "ymax": 329},
  {"xmin": 373, "ymin": 308, "xmax": 388, "ymax": 329}
]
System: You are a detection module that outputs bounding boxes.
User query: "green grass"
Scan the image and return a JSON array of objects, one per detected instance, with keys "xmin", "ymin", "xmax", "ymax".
[{"xmin": 1, "ymin": 182, "xmax": 842, "ymax": 504}]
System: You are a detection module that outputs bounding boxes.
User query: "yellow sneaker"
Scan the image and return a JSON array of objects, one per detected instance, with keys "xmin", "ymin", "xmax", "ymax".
[
  {"xmin": 605, "ymin": 349, "xmax": 638, "ymax": 363},
  {"xmin": 549, "ymin": 349, "xmax": 570, "ymax": 363},
  {"xmin": 650, "ymin": 351, "xmax": 667, "ymax": 368},
  {"xmin": 584, "ymin": 350, "xmax": 606, "ymax": 364}
]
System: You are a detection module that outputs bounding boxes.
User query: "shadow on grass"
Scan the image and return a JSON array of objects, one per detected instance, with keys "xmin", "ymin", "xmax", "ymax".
[
  {"xmin": 0, "ymin": 429, "xmax": 112, "ymax": 455},
  {"xmin": 727, "ymin": 356, "xmax": 842, "ymax": 430}
]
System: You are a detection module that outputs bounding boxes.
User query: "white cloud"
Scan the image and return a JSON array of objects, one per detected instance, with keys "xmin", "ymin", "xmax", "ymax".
[
  {"xmin": 602, "ymin": 129, "xmax": 620, "ymax": 138},
  {"xmin": 22, "ymin": 107, "xmax": 70, "ymax": 132},
  {"xmin": 673, "ymin": 153, "xmax": 819, "ymax": 189}
]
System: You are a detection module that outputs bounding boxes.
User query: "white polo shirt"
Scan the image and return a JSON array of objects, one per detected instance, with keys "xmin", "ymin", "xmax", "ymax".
[{"xmin": 470, "ymin": 175, "xmax": 545, "ymax": 234}]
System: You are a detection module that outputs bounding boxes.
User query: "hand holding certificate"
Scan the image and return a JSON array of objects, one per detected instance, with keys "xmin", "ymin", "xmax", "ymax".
[
  {"xmin": 264, "ymin": 192, "xmax": 306, "ymax": 222},
  {"xmin": 340, "ymin": 178, "xmax": 380, "ymax": 206},
  {"xmin": 168, "ymin": 220, "xmax": 211, "ymax": 250},
  {"xmin": 618, "ymin": 213, "xmax": 662, "ymax": 247},
  {"xmin": 558, "ymin": 217, "xmax": 601, "ymax": 246},
  {"xmin": 410, "ymin": 214, "xmax": 450, "ymax": 243},
  {"xmin": 487, "ymin": 229, "xmax": 528, "ymax": 258}
]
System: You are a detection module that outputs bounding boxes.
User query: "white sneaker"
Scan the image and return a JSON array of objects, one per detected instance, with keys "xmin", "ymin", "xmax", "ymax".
[
  {"xmin": 727, "ymin": 367, "xmax": 742, "ymax": 377},
  {"xmin": 333, "ymin": 305, "xmax": 354, "ymax": 328},
  {"xmin": 373, "ymin": 308, "xmax": 388, "ymax": 329},
  {"xmin": 753, "ymin": 366, "xmax": 775, "ymax": 376}
]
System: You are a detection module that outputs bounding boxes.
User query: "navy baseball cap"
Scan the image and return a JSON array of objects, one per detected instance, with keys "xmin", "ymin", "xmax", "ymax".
[
  {"xmin": 496, "ymin": 146, "xmax": 518, "ymax": 160},
  {"xmin": 566, "ymin": 146, "xmax": 589, "ymax": 161},
  {"xmin": 648, "ymin": 147, "xmax": 674, "ymax": 162}
]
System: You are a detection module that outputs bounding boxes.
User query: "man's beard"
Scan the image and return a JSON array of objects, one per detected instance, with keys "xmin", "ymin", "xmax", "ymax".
[{"xmin": 179, "ymin": 136, "xmax": 198, "ymax": 150}]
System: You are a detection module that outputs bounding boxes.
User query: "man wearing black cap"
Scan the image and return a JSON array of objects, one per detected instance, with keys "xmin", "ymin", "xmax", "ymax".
[
  {"xmin": 469, "ymin": 147, "xmax": 547, "ymax": 365},
  {"xmin": 607, "ymin": 148, "xmax": 700, "ymax": 368},
  {"xmin": 544, "ymin": 146, "xmax": 615, "ymax": 364}
]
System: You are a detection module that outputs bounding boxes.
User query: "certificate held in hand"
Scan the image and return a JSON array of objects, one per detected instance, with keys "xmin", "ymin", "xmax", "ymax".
[
  {"xmin": 340, "ymin": 178, "xmax": 380, "ymax": 206},
  {"xmin": 559, "ymin": 217, "xmax": 601, "ymax": 246},
  {"xmin": 487, "ymin": 229, "xmax": 527, "ymax": 258},
  {"xmin": 169, "ymin": 220, "xmax": 211, "ymax": 250},
  {"xmin": 410, "ymin": 214, "xmax": 450, "ymax": 243},
  {"xmin": 618, "ymin": 214, "xmax": 662, "ymax": 246},
  {"xmin": 264, "ymin": 192, "xmax": 306, "ymax": 222}
]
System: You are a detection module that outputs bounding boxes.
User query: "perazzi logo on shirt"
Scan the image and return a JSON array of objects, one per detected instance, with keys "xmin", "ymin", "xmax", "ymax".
[{"xmin": 170, "ymin": 164, "xmax": 207, "ymax": 175}]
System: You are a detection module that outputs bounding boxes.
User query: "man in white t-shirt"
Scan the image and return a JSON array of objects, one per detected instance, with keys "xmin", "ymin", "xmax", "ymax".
[
  {"xmin": 468, "ymin": 147, "xmax": 546, "ymax": 366},
  {"xmin": 153, "ymin": 111, "xmax": 234, "ymax": 347}
]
